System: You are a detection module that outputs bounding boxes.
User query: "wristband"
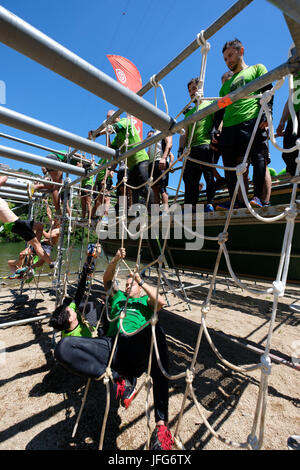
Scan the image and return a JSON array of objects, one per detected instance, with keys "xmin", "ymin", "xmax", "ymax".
[{"xmin": 138, "ymin": 279, "xmax": 145, "ymax": 287}]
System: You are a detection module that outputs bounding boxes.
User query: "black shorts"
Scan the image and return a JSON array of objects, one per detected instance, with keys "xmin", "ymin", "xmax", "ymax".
[
  {"xmin": 11, "ymin": 219, "xmax": 36, "ymax": 242},
  {"xmin": 81, "ymin": 184, "xmax": 92, "ymax": 197},
  {"xmin": 30, "ymin": 241, "xmax": 53, "ymax": 257},
  {"xmin": 283, "ymin": 110, "xmax": 300, "ymax": 176},
  {"xmin": 94, "ymin": 179, "xmax": 113, "ymax": 193},
  {"xmin": 219, "ymin": 117, "xmax": 268, "ymax": 164},
  {"xmin": 149, "ymin": 160, "xmax": 169, "ymax": 193}
]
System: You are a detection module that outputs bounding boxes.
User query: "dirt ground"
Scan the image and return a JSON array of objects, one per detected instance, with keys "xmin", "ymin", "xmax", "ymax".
[{"xmin": 0, "ymin": 271, "xmax": 299, "ymax": 453}]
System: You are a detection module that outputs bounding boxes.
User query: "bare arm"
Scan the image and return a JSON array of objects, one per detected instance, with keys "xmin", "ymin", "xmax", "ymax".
[
  {"xmin": 133, "ymin": 271, "xmax": 166, "ymax": 312},
  {"xmin": 276, "ymin": 100, "xmax": 290, "ymax": 136},
  {"xmin": 159, "ymin": 135, "xmax": 173, "ymax": 170},
  {"xmin": 103, "ymin": 248, "xmax": 125, "ymax": 292}
]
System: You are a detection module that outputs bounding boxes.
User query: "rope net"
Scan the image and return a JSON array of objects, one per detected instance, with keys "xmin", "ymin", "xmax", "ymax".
[{"xmin": 52, "ymin": 37, "xmax": 300, "ymax": 451}]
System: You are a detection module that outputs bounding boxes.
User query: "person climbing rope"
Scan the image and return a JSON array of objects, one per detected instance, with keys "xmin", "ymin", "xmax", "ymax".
[{"xmin": 53, "ymin": 247, "xmax": 174, "ymax": 450}]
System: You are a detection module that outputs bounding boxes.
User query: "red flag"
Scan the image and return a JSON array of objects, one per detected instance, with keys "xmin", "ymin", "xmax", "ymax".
[{"xmin": 107, "ymin": 55, "xmax": 143, "ymax": 140}]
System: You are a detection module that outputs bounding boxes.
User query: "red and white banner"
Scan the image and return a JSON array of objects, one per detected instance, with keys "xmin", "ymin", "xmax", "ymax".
[{"xmin": 107, "ymin": 54, "xmax": 143, "ymax": 140}]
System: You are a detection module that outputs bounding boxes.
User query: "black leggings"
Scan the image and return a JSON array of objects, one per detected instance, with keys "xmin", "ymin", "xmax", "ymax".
[
  {"xmin": 54, "ymin": 323, "xmax": 169, "ymax": 422},
  {"xmin": 183, "ymin": 145, "xmax": 215, "ymax": 206}
]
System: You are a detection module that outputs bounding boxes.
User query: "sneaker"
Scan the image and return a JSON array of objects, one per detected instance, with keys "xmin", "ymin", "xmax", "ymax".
[
  {"xmin": 287, "ymin": 435, "xmax": 300, "ymax": 450},
  {"xmin": 150, "ymin": 425, "xmax": 174, "ymax": 450},
  {"xmin": 9, "ymin": 266, "xmax": 28, "ymax": 279},
  {"xmin": 261, "ymin": 201, "xmax": 271, "ymax": 207},
  {"xmin": 204, "ymin": 204, "xmax": 214, "ymax": 213},
  {"xmin": 27, "ymin": 182, "xmax": 35, "ymax": 200},
  {"xmin": 250, "ymin": 196, "xmax": 263, "ymax": 208},
  {"xmin": 114, "ymin": 377, "xmax": 137, "ymax": 409},
  {"xmin": 49, "ymin": 261, "xmax": 56, "ymax": 269}
]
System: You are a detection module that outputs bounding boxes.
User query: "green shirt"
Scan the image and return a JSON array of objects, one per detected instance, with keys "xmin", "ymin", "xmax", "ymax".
[
  {"xmin": 111, "ymin": 118, "xmax": 149, "ymax": 170},
  {"xmin": 82, "ymin": 173, "xmax": 95, "ymax": 188},
  {"xmin": 184, "ymin": 101, "xmax": 214, "ymax": 147},
  {"xmin": 61, "ymin": 302, "xmax": 95, "ymax": 338},
  {"xmin": 293, "ymin": 72, "xmax": 300, "ymax": 113},
  {"xmin": 106, "ymin": 290, "xmax": 153, "ymax": 337},
  {"xmin": 96, "ymin": 158, "xmax": 113, "ymax": 182},
  {"xmin": 219, "ymin": 64, "xmax": 268, "ymax": 127}
]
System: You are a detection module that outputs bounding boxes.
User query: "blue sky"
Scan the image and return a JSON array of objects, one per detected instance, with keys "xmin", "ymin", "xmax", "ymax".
[{"xmin": 0, "ymin": 0, "xmax": 296, "ymax": 192}]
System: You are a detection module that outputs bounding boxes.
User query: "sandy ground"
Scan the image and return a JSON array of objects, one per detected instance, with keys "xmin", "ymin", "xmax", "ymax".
[{"xmin": 0, "ymin": 271, "xmax": 299, "ymax": 453}]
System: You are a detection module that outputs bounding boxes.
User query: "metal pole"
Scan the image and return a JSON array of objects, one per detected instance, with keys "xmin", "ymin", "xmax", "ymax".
[
  {"xmin": 0, "ymin": 144, "xmax": 86, "ymax": 176},
  {"xmin": 93, "ymin": 0, "xmax": 254, "ymax": 134},
  {"xmin": 0, "ymin": 106, "xmax": 116, "ymax": 160},
  {"xmin": 0, "ymin": 6, "xmax": 173, "ymax": 132},
  {"xmin": 0, "ymin": 186, "xmax": 43, "ymax": 198},
  {"xmin": 0, "ymin": 314, "xmax": 50, "ymax": 328},
  {"xmin": 0, "ymin": 191, "xmax": 31, "ymax": 202}
]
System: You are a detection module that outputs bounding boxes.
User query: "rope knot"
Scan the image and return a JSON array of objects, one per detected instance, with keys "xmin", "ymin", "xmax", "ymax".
[
  {"xmin": 185, "ymin": 369, "xmax": 194, "ymax": 384},
  {"xmin": 260, "ymin": 354, "xmax": 272, "ymax": 375},
  {"xmin": 260, "ymin": 89, "xmax": 273, "ymax": 105},
  {"xmin": 194, "ymin": 89, "xmax": 203, "ymax": 102},
  {"xmin": 106, "ymin": 124, "xmax": 114, "ymax": 134},
  {"xmin": 150, "ymin": 74, "xmax": 159, "ymax": 88},
  {"xmin": 196, "ymin": 30, "xmax": 211, "ymax": 53},
  {"xmin": 218, "ymin": 231, "xmax": 228, "ymax": 245},
  {"xmin": 201, "ymin": 300, "xmax": 211, "ymax": 315},
  {"xmin": 272, "ymin": 280, "xmax": 285, "ymax": 297},
  {"xmin": 236, "ymin": 162, "xmax": 248, "ymax": 176},
  {"xmin": 182, "ymin": 147, "xmax": 191, "ymax": 159},
  {"xmin": 247, "ymin": 434, "xmax": 259, "ymax": 450},
  {"xmin": 179, "ymin": 128, "xmax": 186, "ymax": 136},
  {"xmin": 285, "ymin": 206, "xmax": 297, "ymax": 221}
]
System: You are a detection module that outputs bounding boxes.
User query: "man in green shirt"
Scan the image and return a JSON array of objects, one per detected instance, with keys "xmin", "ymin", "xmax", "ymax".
[
  {"xmin": 90, "ymin": 110, "xmax": 154, "ymax": 209},
  {"xmin": 276, "ymin": 69, "xmax": 300, "ymax": 177},
  {"xmin": 54, "ymin": 247, "xmax": 173, "ymax": 450},
  {"xmin": 178, "ymin": 77, "xmax": 216, "ymax": 213},
  {"xmin": 213, "ymin": 38, "xmax": 272, "ymax": 210}
]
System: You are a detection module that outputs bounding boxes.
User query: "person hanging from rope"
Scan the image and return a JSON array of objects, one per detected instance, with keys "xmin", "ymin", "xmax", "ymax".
[
  {"xmin": 90, "ymin": 157, "xmax": 114, "ymax": 224},
  {"xmin": 276, "ymin": 68, "xmax": 300, "ymax": 178},
  {"xmin": 114, "ymin": 159, "xmax": 133, "ymax": 217},
  {"xmin": 147, "ymin": 129, "xmax": 173, "ymax": 212},
  {"xmin": 178, "ymin": 77, "xmax": 216, "ymax": 213},
  {"xmin": 211, "ymin": 38, "xmax": 273, "ymax": 210},
  {"xmin": 0, "ymin": 177, "xmax": 55, "ymax": 269},
  {"xmin": 54, "ymin": 247, "xmax": 174, "ymax": 450},
  {"xmin": 89, "ymin": 109, "xmax": 154, "ymax": 211},
  {"xmin": 49, "ymin": 243, "xmax": 103, "ymax": 338}
]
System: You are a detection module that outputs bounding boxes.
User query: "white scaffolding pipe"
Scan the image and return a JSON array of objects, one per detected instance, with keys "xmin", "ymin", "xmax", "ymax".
[
  {"xmin": 0, "ymin": 144, "xmax": 86, "ymax": 176},
  {"xmin": 0, "ymin": 106, "xmax": 116, "ymax": 160}
]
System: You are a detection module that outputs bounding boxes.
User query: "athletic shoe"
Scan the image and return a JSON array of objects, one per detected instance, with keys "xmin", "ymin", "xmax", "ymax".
[
  {"xmin": 27, "ymin": 182, "xmax": 35, "ymax": 200},
  {"xmin": 114, "ymin": 377, "xmax": 137, "ymax": 409},
  {"xmin": 287, "ymin": 435, "xmax": 300, "ymax": 450},
  {"xmin": 261, "ymin": 201, "xmax": 271, "ymax": 207},
  {"xmin": 9, "ymin": 266, "xmax": 28, "ymax": 279},
  {"xmin": 204, "ymin": 204, "xmax": 214, "ymax": 213},
  {"xmin": 250, "ymin": 196, "xmax": 263, "ymax": 208},
  {"xmin": 49, "ymin": 261, "xmax": 56, "ymax": 269},
  {"xmin": 150, "ymin": 425, "xmax": 174, "ymax": 450}
]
